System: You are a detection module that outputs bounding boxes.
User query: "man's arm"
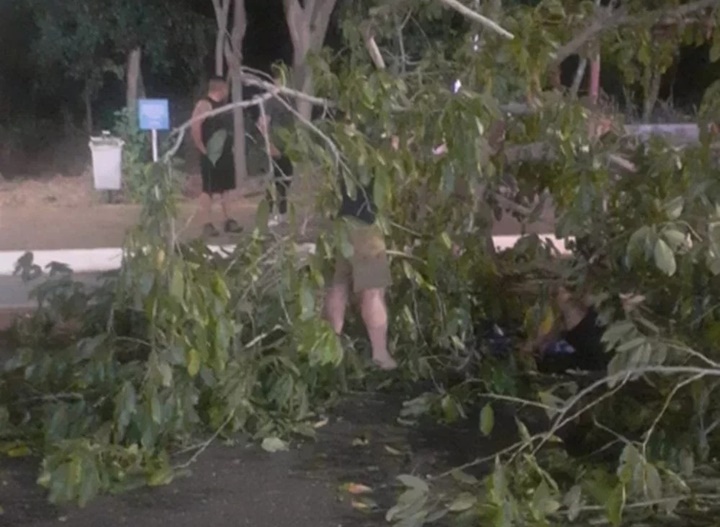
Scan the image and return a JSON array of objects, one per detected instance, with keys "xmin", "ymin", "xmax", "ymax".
[
  {"xmin": 257, "ymin": 110, "xmax": 281, "ymax": 157},
  {"xmin": 191, "ymin": 99, "xmax": 212, "ymax": 155}
]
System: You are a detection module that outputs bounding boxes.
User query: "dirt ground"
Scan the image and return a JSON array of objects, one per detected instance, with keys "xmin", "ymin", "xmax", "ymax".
[
  {"xmin": 0, "ymin": 170, "xmax": 555, "ymax": 252},
  {"xmin": 0, "ymin": 170, "xmax": 271, "ymax": 250},
  {"xmin": 0, "ymin": 390, "xmax": 517, "ymax": 527}
]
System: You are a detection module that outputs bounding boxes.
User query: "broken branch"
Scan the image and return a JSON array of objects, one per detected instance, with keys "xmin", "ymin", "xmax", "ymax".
[
  {"xmin": 436, "ymin": 0, "xmax": 514, "ymax": 40},
  {"xmin": 552, "ymin": 0, "xmax": 717, "ymax": 66}
]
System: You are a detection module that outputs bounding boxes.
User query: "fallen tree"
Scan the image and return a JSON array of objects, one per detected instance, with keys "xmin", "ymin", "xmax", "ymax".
[{"xmin": 1, "ymin": 2, "xmax": 720, "ymax": 526}]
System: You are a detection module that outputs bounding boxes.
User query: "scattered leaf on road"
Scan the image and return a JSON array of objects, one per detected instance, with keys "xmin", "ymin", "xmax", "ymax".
[
  {"xmin": 448, "ymin": 492, "xmax": 477, "ymax": 512},
  {"xmin": 313, "ymin": 417, "xmax": 329, "ymax": 429},
  {"xmin": 261, "ymin": 437, "xmax": 289, "ymax": 453},
  {"xmin": 351, "ymin": 498, "xmax": 379, "ymax": 512},
  {"xmin": 341, "ymin": 482, "xmax": 373, "ymax": 495}
]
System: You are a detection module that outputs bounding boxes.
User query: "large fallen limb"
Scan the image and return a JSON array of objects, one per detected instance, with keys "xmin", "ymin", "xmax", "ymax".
[
  {"xmin": 552, "ymin": 0, "xmax": 717, "ymax": 66},
  {"xmin": 504, "ymin": 141, "xmax": 638, "ymax": 173}
]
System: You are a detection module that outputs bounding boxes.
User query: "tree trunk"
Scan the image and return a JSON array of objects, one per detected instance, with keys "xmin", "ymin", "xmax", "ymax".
[
  {"xmin": 215, "ymin": 29, "xmax": 225, "ymax": 76},
  {"xmin": 229, "ymin": 0, "xmax": 248, "ymax": 186},
  {"xmin": 84, "ymin": 85, "xmax": 93, "ymax": 135},
  {"xmin": 293, "ymin": 47, "xmax": 313, "ymax": 120},
  {"xmin": 212, "ymin": 0, "xmax": 231, "ymax": 76},
  {"xmin": 643, "ymin": 70, "xmax": 662, "ymax": 123},
  {"xmin": 284, "ymin": 0, "xmax": 337, "ymax": 121},
  {"xmin": 126, "ymin": 47, "xmax": 142, "ymax": 125},
  {"xmin": 589, "ymin": 54, "xmax": 600, "ymax": 106}
]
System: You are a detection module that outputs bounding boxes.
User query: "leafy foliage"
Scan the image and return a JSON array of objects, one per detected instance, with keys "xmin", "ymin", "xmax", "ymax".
[
  {"xmin": 0, "ymin": 158, "xmax": 354, "ymax": 504},
  {"xmin": 282, "ymin": 0, "xmax": 720, "ymax": 525},
  {"xmin": 3, "ymin": 1, "xmax": 720, "ymax": 526}
]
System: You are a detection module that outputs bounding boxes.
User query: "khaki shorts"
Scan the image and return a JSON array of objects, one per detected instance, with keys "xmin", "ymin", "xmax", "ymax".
[{"xmin": 332, "ymin": 218, "xmax": 392, "ymax": 293}]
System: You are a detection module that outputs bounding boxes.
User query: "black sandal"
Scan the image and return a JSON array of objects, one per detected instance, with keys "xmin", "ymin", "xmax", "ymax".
[
  {"xmin": 203, "ymin": 223, "xmax": 220, "ymax": 237},
  {"xmin": 224, "ymin": 219, "xmax": 243, "ymax": 233}
]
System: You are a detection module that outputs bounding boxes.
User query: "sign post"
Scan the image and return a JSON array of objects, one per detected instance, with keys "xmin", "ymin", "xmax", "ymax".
[{"xmin": 138, "ymin": 99, "xmax": 170, "ymax": 161}]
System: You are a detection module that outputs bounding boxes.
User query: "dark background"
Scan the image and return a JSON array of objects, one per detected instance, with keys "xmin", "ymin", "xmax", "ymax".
[{"xmin": 0, "ymin": 0, "xmax": 717, "ymax": 176}]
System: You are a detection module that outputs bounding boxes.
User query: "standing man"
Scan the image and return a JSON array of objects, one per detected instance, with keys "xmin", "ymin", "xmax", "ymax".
[
  {"xmin": 191, "ymin": 75, "xmax": 243, "ymax": 237},
  {"xmin": 323, "ymin": 130, "xmax": 397, "ymax": 371},
  {"xmin": 256, "ymin": 73, "xmax": 295, "ymax": 227}
]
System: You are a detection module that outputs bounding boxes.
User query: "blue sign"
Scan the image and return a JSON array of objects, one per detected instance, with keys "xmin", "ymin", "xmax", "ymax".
[{"xmin": 138, "ymin": 99, "xmax": 170, "ymax": 131}]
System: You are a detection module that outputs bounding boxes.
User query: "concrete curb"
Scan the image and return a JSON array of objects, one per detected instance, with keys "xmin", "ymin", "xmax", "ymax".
[{"xmin": 0, "ymin": 234, "xmax": 572, "ymax": 276}]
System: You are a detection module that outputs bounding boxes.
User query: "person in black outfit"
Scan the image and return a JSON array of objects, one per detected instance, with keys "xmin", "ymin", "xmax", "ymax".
[
  {"xmin": 191, "ymin": 76, "xmax": 243, "ymax": 237},
  {"xmin": 532, "ymin": 287, "xmax": 609, "ymax": 374},
  {"xmin": 256, "ymin": 75, "xmax": 294, "ymax": 226}
]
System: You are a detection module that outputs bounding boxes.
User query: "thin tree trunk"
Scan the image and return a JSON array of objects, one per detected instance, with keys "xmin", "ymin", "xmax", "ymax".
[
  {"xmin": 284, "ymin": 0, "xmax": 337, "ymax": 120},
  {"xmin": 215, "ymin": 30, "xmax": 225, "ymax": 76},
  {"xmin": 126, "ymin": 47, "xmax": 142, "ymax": 125},
  {"xmin": 643, "ymin": 70, "xmax": 662, "ymax": 123},
  {"xmin": 212, "ymin": 0, "xmax": 231, "ymax": 76},
  {"xmin": 84, "ymin": 85, "xmax": 93, "ymax": 135},
  {"xmin": 229, "ymin": 0, "xmax": 248, "ymax": 186},
  {"xmin": 589, "ymin": 54, "xmax": 601, "ymax": 105}
]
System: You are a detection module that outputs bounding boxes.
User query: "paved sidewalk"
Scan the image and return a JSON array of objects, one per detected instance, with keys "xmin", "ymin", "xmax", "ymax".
[
  {"xmin": 1, "ymin": 200, "xmax": 555, "ymax": 252},
  {"xmin": 0, "ymin": 201, "xmax": 261, "ymax": 251}
]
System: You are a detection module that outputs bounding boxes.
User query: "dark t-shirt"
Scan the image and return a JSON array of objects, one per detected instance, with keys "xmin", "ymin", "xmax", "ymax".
[
  {"xmin": 200, "ymin": 97, "xmax": 233, "ymax": 165},
  {"xmin": 338, "ymin": 176, "xmax": 376, "ymax": 225},
  {"xmin": 336, "ymin": 121, "xmax": 384, "ymax": 225},
  {"xmin": 201, "ymin": 97, "xmax": 233, "ymax": 147}
]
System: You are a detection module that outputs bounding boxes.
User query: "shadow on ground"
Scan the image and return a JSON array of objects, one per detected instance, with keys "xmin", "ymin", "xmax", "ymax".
[{"xmin": 0, "ymin": 390, "xmax": 515, "ymax": 527}]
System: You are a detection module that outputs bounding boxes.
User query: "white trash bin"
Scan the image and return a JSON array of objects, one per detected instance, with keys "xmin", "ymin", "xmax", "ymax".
[{"xmin": 89, "ymin": 132, "xmax": 125, "ymax": 190}]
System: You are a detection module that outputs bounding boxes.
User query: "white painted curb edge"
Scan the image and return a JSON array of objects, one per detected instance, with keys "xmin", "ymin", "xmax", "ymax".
[{"xmin": 0, "ymin": 235, "xmax": 573, "ymax": 276}]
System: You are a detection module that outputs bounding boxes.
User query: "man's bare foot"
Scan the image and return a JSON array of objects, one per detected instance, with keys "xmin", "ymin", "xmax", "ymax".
[{"xmin": 372, "ymin": 355, "xmax": 398, "ymax": 371}]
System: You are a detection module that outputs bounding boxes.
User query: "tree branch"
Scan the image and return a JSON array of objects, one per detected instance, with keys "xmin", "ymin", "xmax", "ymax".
[
  {"xmin": 552, "ymin": 0, "xmax": 718, "ymax": 67},
  {"xmin": 436, "ymin": 0, "xmax": 514, "ymax": 40},
  {"xmin": 362, "ymin": 23, "xmax": 386, "ymax": 69}
]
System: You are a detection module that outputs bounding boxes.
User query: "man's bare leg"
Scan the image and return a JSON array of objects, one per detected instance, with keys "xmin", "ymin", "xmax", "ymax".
[
  {"xmin": 199, "ymin": 192, "xmax": 213, "ymax": 225},
  {"xmin": 324, "ymin": 282, "xmax": 349, "ymax": 334},
  {"xmin": 360, "ymin": 288, "xmax": 396, "ymax": 370},
  {"xmin": 219, "ymin": 192, "xmax": 230, "ymax": 221}
]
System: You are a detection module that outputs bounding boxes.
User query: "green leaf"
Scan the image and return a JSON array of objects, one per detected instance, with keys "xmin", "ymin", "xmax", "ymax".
[
  {"xmin": 170, "ymin": 269, "xmax": 184, "ymax": 301},
  {"xmin": 255, "ymin": 198, "xmax": 270, "ymax": 231},
  {"xmin": 440, "ymin": 394, "xmax": 461, "ymax": 423},
  {"xmin": 644, "ymin": 464, "xmax": 662, "ymax": 501},
  {"xmin": 186, "ymin": 348, "xmax": 201, "ymax": 377},
  {"xmin": 480, "ymin": 403, "xmax": 495, "ymax": 437},
  {"xmin": 663, "ymin": 228, "xmax": 687, "ymax": 251},
  {"xmin": 653, "ymin": 238, "xmax": 677, "ymax": 276},
  {"xmin": 448, "ymin": 492, "xmax": 477, "ymax": 512},
  {"xmin": 77, "ymin": 457, "xmax": 100, "ymax": 507},
  {"xmin": 532, "ymin": 479, "xmax": 560, "ymax": 515},
  {"xmin": 157, "ymin": 361, "xmax": 173, "ymax": 388},
  {"xmin": 115, "ymin": 381, "xmax": 137, "ymax": 438},
  {"xmin": 206, "ymin": 130, "xmax": 228, "ymax": 166},
  {"xmin": 616, "ymin": 336, "xmax": 646, "ymax": 353},
  {"xmin": 627, "ymin": 226, "xmax": 650, "ymax": 260},
  {"xmin": 7, "ymin": 445, "xmax": 32, "ymax": 458},
  {"xmin": 563, "ymin": 485, "xmax": 582, "ymax": 521},
  {"xmin": 710, "ymin": 34, "xmax": 720, "ymax": 63},
  {"xmin": 515, "ymin": 417, "xmax": 531, "ymax": 443},
  {"xmin": 679, "ymin": 448, "xmax": 694, "ymax": 477},
  {"xmin": 602, "ymin": 321, "xmax": 635, "ymax": 347},
  {"xmin": 450, "ymin": 469, "xmax": 479, "ymax": 485},
  {"xmin": 606, "ymin": 483, "xmax": 626, "ymax": 527},
  {"xmin": 261, "ymin": 437, "xmax": 289, "ymax": 453},
  {"xmin": 148, "ymin": 466, "xmax": 175, "ymax": 487},
  {"xmin": 664, "ymin": 197, "xmax": 684, "ymax": 219},
  {"xmin": 397, "ymin": 474, "xmax": 429, "ymax": 493}
]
